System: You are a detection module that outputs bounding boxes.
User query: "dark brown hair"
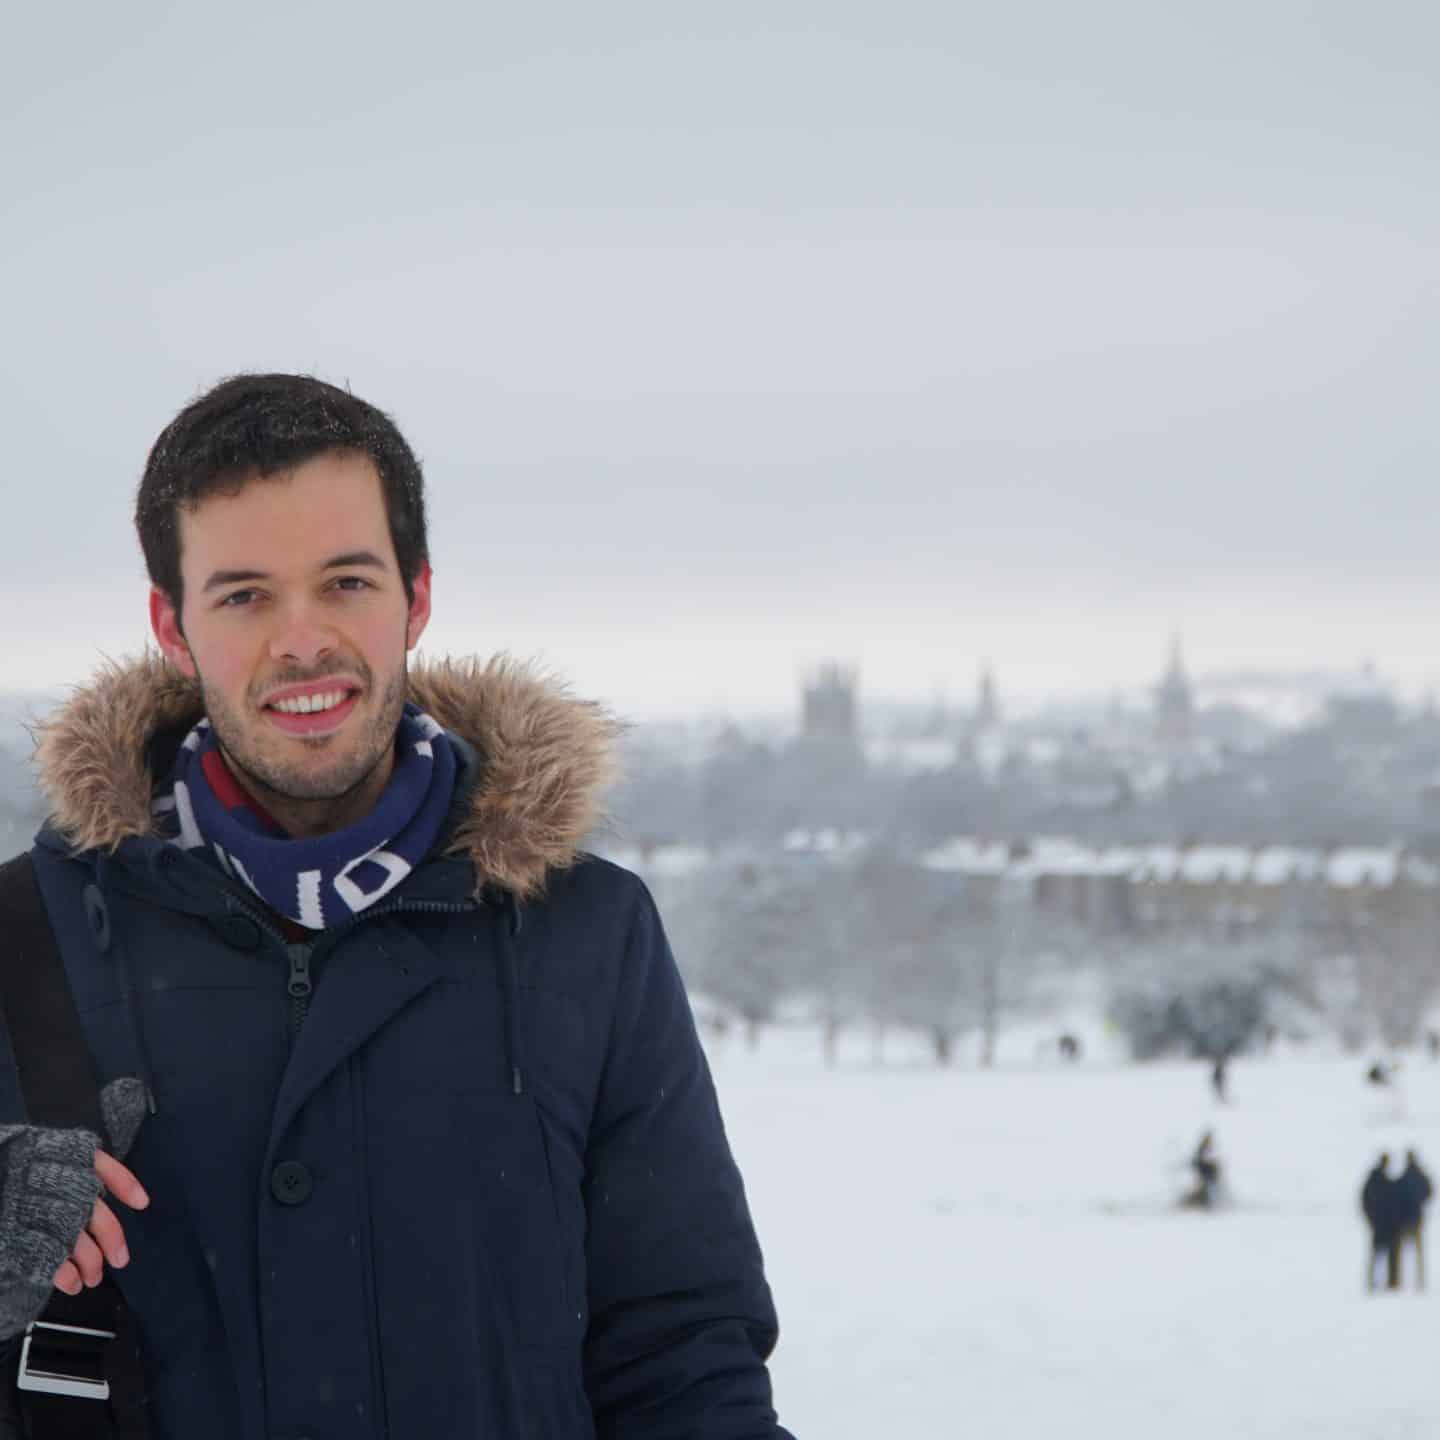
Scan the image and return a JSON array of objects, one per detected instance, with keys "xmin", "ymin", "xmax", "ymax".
[{"xmin": 135, "ymin": 373, "xmax": 429, "ymax": 609}]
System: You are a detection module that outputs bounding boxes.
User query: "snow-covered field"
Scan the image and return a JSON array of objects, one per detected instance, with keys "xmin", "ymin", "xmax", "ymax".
[{"xmin": 709, "ymin": 1025, "xmax": 1439, "ymax": 1440}]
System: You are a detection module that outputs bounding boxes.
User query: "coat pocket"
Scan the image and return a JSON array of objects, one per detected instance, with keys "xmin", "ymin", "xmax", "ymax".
[{"xmin": 448, "ymin": 1091, "xmax": 578, "ymax": 1351}]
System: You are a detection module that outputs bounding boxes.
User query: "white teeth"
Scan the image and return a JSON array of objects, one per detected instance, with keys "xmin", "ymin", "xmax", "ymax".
[{"xmin": 271, "ymin": 690, "xmax": 348, "ymax": 716}]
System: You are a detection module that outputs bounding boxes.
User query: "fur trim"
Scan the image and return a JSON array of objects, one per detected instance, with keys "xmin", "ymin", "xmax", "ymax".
[
  {"xmin": 409, "ymin": 657, "xmax": 620, "ymax": 899},
  {"xmin": 34, "ymin": 653, "xmax": 203, "ymax": 856},
  {"xmin": 33, "ymin": 653, "xmax": 620, "ymax": 900}
]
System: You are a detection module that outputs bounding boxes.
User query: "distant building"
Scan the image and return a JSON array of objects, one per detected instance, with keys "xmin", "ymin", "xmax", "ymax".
[
  {"xmin": 801, "ymin": 663, "xmax": 858, "ymax": 745},
  {"xmin": 1155, "ymin": 635, "xmax": 1195, "ymax": 745},
  {"xmin": 976, "ymin": 664, "xmax": 1001, "ymax": 731},
  {"xmin": 1324, "ymin": 661, "xmax": 1400, "ymax": 741},
  {"xmin": 925, "ymin": 834, "xmax": 1440, "ymax": 945}
]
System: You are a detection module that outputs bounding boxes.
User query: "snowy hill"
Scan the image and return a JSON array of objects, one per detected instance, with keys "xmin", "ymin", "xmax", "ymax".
[{"xmin": 710, "ymin": 1026, "xmax": 1438, "ymax": 1439}]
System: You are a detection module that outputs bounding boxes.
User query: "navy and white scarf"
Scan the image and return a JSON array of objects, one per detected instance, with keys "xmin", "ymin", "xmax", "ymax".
[{"xmin": 156, "ymin": 703, "xmax": 458, "ymax": 929}]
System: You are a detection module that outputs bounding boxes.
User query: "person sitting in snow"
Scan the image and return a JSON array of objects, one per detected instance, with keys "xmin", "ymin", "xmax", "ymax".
[{"xmin": 1181, "ymin": 1129, "xmax": 1223, "ymax": 1210}]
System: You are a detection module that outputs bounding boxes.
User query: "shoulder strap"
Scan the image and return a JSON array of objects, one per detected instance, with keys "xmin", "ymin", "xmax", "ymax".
[
  {"xmin": 0, "ymin": 855, "xmax": 148, "ymax": 1440},
  {"xmin": 0, "ymin": 856, "xmax": 103, "ymax": 1135}
]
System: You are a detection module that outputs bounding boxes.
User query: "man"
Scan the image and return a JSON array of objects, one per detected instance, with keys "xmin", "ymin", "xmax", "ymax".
[
  {"xmin": 1360, "ymin": 1152, "xmax": 1401, "ymax": 1293},
  {"xmin": 0, "ymin": 374, "xmax": 793, "ymax": 1438},
  {"xmin": 1393, "ymin": 1149, "xmax": 1433, "ymax": 1291}
]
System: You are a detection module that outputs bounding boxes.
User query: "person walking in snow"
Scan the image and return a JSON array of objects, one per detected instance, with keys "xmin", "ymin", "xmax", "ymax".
[
  {"xmin": 0, "ymin": 374, "xmax": 793, "ymax": 1439},
  {"xmin": 1210, "ymin": 1053, "xmax": 1230, "ymax": 1104},
  {"xmin": 1392, "ymin": 1150, "xmax": 1433, "ymax": 1290},
  {"xmin": 1361, "ymin": 1153, "xmax": 1404, "ymax": 1291}
]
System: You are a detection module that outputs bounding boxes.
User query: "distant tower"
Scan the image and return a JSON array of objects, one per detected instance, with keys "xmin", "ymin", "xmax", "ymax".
[
  {"xmin": 801, "ymin": 663, "xmax": 858, "ymax": 744},
  {"xmin": 1155, "ymin": 634, "xmax": 1194, "ymax": 744},
  {"xmin": 976, "ymin": 664, "xmax": 1000, "ymax": 730}
]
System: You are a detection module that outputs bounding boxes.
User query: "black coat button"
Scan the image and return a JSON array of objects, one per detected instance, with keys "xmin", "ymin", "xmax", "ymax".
[{"xmin": 270, "ymin": 1161, "xmax": 313, "ymax": 1206}]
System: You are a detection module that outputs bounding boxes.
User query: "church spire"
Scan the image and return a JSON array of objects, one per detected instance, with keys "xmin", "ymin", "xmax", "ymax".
[
  {"xmin": 976, "ymin": 663, "xmax": 1000, "ymax": 730},
  {"xmin": 1155, "ymin": 633, "xmax": 1194, "ymax": 743}
]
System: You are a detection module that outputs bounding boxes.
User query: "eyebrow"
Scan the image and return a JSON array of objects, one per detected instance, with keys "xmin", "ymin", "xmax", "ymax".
[{"xmin": 201, "ymin": 550, "xmax": 391, "ymax": 594}]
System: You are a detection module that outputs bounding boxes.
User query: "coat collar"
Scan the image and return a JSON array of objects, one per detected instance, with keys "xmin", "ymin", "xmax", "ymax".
[{"xmin": 33, "ymin": 652, "xmax": 620, "ymax": 900}]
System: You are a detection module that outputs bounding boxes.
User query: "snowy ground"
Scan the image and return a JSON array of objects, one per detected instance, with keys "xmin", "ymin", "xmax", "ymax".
[{"xmin": 707, "ymin": 1023, "xmax": 1439, "ymax": 1440}]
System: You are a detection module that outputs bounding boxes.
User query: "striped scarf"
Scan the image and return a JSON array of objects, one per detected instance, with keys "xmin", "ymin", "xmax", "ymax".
[{"xmin": 156, "ymin": 704, "xmax": 457, "ymax": 929}]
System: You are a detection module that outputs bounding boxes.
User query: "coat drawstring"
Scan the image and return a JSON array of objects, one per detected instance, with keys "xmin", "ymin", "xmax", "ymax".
[
  {"xmin": 493, "ymin": 889, "xmax": 525, "ymax": 1097},
  {"xmin": 95, "ymin": 851, "xmax": 160, "ymax": 1116}
]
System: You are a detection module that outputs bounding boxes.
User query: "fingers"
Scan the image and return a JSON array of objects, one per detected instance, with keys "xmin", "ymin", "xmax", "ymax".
[
  {"xmin": 86, "ymin": 1198, "xmax": 130, "ymax": 1271},
  {"xmin": 48, "ymin": 1152, "xmax": 147, "ymax": 1298},
  {"xmin": 69, "ymin": 1231, "xmax": 105, "ymax": 1289},
  {"xmin": 49, "ymin": 1200, "xmax": 132, "ymax": 1296},
  {"xmin": 94, "ymin": 1150, "xmax": 149, "ymax": 1210},
  {"xmin": 53, "ymin": 1259, "xmax": 83, "ymax": 1296}
]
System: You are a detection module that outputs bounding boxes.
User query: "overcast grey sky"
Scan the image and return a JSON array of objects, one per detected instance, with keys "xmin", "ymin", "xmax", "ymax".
[{"xmin": 3, "ymin": 2, "xmax": 1436, "ymax": 719}]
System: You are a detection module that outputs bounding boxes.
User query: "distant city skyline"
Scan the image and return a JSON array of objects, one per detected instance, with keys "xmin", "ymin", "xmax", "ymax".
[{"xmin": 1, "ymin": 619, "xmax": 1425, "ymax": 731}]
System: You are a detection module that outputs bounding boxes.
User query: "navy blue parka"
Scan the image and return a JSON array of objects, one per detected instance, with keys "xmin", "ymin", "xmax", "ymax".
[{"xmin": 7, "ymin": 655, "xmax": 791, "ymax": 1440}]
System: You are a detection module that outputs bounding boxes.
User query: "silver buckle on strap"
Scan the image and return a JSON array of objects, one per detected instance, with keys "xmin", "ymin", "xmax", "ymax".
[{"xmin": 16, "ymin": 1319, "xmax": 114, "ymax": 1401}]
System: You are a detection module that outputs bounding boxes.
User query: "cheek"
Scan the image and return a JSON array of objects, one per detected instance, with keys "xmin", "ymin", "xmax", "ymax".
[
  {"xmin": 186, "ymin": 631, "xmax": 260, "ymax": 705},
  {"xmin": 356, "ymin": 615, "xmax": 411, "ymax": 671}
]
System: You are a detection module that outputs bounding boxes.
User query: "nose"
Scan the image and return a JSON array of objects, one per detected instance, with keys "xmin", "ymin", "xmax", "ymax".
[{"xmin": 267, "ymin": 600, "xmax": 339, "ymax": 668}]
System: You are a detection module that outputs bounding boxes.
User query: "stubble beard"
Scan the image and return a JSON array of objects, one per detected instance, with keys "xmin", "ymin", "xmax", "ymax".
[{"xmin": 200, "ymin": 657, "xmax": 411, "ymax": 833}]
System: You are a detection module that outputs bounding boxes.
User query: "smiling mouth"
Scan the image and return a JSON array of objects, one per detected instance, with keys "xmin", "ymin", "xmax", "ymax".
[
  {"xmin": 266, "ymin": 688, "xmax": 355, "ymax": 717},
  {"xmin": 262, "ymin": 688, "xmax": 362, "ymax": 734}
]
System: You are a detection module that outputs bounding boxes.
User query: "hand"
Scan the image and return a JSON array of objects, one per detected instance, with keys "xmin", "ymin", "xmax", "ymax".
[{"xmin": 52, "ymin": 1150, "xmax": 149, "ymax": 1296}]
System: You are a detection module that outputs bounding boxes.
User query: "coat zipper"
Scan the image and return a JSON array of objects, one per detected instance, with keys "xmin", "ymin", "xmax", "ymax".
[
  {"xmin": 286, "ymin": 943, "xmax": 314, "ymax": 1043},
  {"xmin": 213, "ymin": 883, "xmax": 478, "ymax": 1047}
]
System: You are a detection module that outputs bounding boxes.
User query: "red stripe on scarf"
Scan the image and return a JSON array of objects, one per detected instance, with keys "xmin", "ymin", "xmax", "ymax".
[{"xmin": 198, "ymin": 748, "xmax": 315, "ymax": 938}]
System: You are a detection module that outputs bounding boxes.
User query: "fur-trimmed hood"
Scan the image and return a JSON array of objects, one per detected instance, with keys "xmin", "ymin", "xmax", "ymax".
[{"xmin": 32, "ymin": 653, "xmax": 621, "ymax": 900}]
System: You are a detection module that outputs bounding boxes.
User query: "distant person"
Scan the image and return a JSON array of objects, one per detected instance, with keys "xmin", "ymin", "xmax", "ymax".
[
  {"xmin": 1182, "ymin": 1129, "xmax": 1223, "ymax": 1210},
  {"xmin": 1361, "ymin": 1153, "xmax": 1403, "ymax": 1291},
  {"xmin": 1058, "ymin": 1032, "xmax": 1082, "ymax": 1063},
  {"xmin": 1393, "ymin": 1150, "xmax": 1434, "ymax": 1290},
  {"xmin": 1210, "ymin": 1053, "xmax": 1230, "ymax": 1104},
  {"xmin": 1366, "ymin": 1059, "xmax": 1392, "ymax": 1087},
  {"xmin": 1427, "ymin": 1030, "xmax": 1440, "ymax": 1062}
]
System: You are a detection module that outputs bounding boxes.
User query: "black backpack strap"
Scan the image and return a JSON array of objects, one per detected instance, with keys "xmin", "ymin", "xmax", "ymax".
[
  {"xmin": 11, "ymin": 1288, "xmax": 147, "ymax": 1440},
  {"xmin": 0, "ymin": 856, "xmax": 104, "ymax": 1135},
  {"xmin": 0, "ymin": 855, "xmax": 147, "ymax": 1440}
]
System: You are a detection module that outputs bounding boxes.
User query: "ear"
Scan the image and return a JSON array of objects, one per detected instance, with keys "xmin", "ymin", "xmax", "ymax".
[
  {"xmin": 405, "ymin": 564, "xmax": 433, "ymax": 650},
  {"xmin": 149, "ymin": 586, "xmax": 197, "ymax": 678}
]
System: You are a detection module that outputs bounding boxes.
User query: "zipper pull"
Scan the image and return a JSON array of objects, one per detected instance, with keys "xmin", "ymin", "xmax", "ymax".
[
  {"xmin": 286, "ymin": 943, "xmax": 315, "ymax": 1044},
  {"xmin": 287, "ymin": 944, "xmax": 313, "ymax": 1000}
]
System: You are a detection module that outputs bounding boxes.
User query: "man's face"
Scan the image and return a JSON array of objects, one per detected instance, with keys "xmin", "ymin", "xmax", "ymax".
[{"xmin": 150, "ymin": 449, "xmax": 431, "ymax": 832}]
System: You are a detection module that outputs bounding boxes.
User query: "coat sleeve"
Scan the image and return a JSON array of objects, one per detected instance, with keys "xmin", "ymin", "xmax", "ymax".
[{"xmin": 581, "ymin": 879, "xmax": 794, "ymax": 1440}]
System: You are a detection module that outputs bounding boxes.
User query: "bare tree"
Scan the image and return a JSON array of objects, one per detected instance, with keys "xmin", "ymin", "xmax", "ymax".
[{"xmin": 1339, "ymin": 879, "xmax": 1440, "ymax": 1047}]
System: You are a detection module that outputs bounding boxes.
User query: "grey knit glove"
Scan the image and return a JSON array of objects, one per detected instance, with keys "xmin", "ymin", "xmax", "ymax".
[
  {"xmin": 0, "ymin": 1077, "xmax": 150, "ymax": 1342},
  {"xmin": 99, "ymin": 1077, "xmax": 148, "ymax": 1162}
]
